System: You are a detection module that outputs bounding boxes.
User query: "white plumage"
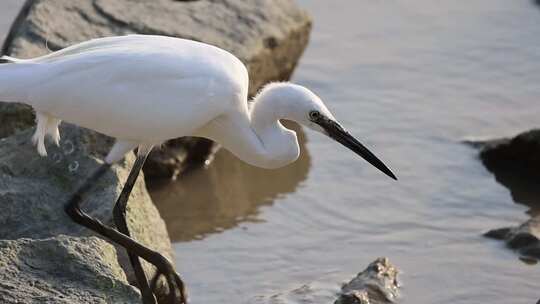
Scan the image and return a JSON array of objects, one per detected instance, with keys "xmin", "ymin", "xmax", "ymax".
[
  {"xmin": 0, "ymin": 34, "xmax": 397, "ymax": 304},
  {"xmin": 0, "ymin": 34, "xmax": 396, "ymax": 178}
]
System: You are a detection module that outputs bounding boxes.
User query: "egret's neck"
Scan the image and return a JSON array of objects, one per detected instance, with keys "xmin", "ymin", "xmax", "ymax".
[
  {"xmin": 244, "ymin": 92, "xmax": 300, "ymax": 169},
  {"xmin": 198, "ymin": 83, "xmax": 301, "ymax": 169}
]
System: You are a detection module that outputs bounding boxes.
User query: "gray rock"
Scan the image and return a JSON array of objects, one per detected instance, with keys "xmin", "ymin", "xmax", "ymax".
[
  {"xmin": 468, "ymin": 129, "xmax": 540, "ymax": 211},
  {"xmin": 335, "ymin": 258, "xmax": 400, "ymax": 304},
  {"xmin": 0, "ymin": 123, "xmax": 173, "ymax": 293},
  {"xmin": 1, "ymin": 0, "xmax": 312, "ymax": 179},
  {"xmin": 469, "ymin": 129, "xmax": 540, "ymax": 261},
  {"xmin": 253, "ymin": 258, "xmax": 401, "ymax": 304},
  {"xmin": 0, "ymin": 235, "xmax": 140, "ymax": 304},
  {"xmin": 475, "ymin": 129, "xmax": 540, "ymax": 178},
  {"xmin": 485, "ymin": 216, "xmax": 540, "ymax": 263}
]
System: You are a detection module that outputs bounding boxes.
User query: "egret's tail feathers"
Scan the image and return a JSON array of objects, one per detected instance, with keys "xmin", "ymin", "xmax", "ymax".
[
  {"xmin": 0, "ymin": 55, "xmax": 25, "ymax": 63},
  {"xmin": 32, "ymin": 112, "xmax": 61, "ymax": 157}
]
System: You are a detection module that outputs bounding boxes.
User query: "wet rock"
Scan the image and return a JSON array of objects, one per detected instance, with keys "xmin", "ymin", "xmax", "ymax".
[
  {"xmin": 0, "ymin": 235, "xmax": 140, "ymax": 304},
  {"xmin": 484, "ymin": 216, "xmax": 540, "ymax": 262},
  {"xmin": 477, "ymin": 129, "xmax": 540, "ymax": 178},
  {"xmin": 254, "ymin": 258, "xmax": 400, "ymax": 304},
  {"xmin": 470, "ymin": 130, "xmax": 540, "ymax": 261},
  {"xmin": 0, "ymin": 124, "xmax": 173, "ymax": 295},
  {"xmin": 335, "ymin": 257, "xmax": 400, "ymax": 304},
  {"xmin": 1, "ymin": 0, "xmax": 312, "ymax": 179},
  {"xmin": 467, "ymin": 129, "xmax": 540, "ymax": 214}
]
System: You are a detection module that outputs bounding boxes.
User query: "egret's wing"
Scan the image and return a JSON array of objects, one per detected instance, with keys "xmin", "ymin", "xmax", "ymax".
[
  {"xmin": 27, "ymin": 49, "xmax": 237, "ymax": 141},
  {"xmin": 34, "ymin": 35, "xmax": 181, "ymax": 63}
]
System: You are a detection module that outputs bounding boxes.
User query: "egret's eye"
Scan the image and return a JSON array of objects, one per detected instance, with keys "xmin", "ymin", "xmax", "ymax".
[{"xmin": 309, "ymin": 110, "xmax": 321, "ymax": 120}]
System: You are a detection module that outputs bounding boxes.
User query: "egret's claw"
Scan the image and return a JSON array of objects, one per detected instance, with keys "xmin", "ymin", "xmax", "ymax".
[{"xmin": 151, "ymin": 269, "xmax": 187, "ymax": 304}]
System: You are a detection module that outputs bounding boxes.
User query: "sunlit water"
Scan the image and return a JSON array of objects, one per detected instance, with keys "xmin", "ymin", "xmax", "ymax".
[
  {"xmin": 3, "ymin": 1, "xmax": 540, "ymax": 303},
  {"xmin": 152, "ymin": 1, "xmax": 540, "ymax": 303}
]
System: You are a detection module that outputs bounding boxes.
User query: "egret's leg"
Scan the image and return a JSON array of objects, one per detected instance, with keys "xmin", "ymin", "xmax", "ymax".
[
  {"xmin": 64, "ymin": 164, "xmax": 187, "ymax": 304},
  {"xmin": 112, "ymin": 152, "xmax": 156, "ymax": 303}
]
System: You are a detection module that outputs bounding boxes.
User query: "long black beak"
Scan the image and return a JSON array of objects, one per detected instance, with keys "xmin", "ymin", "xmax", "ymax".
[{"xmin": 315, "ymin": 116, "xmax": 397, "ymax": 180}]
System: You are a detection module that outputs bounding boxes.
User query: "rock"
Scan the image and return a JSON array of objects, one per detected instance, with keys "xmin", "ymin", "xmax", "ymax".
[
  {"xmin": 0, "ymin": 124, "xmax": 173, "ymax": 294},
  {"xmin": 485, "ymin": 216, "xmax": 540, "ymax": 262},
  {"xmin": 253, "ymin": 258, "xmax": 401, "ymax": 304},
  {"xmin": 468, "ymin": 129, "xmax": 540, "ymax": 213},
  {"xmin": 477, "ymin": 129, "xmax": 540, "ymax": 177},
  {"xmin": 471, "ymin": 130, "xmax": 540, "ymax": 262},
  {"xmin": 0, "ymin": 235, "xmax": 140, "ymax": 304},
  {"xmin": 1, "ymin": 0, "xmax": 312, "ymax": 179},
  {"xmin": 335, "ymin": 258, "xmax": 400, "ymax": 304}
]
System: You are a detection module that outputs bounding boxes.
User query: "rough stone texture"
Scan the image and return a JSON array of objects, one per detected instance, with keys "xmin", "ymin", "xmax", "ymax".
[
  {"xmin": 485, "ymin": 216, "xmax": 540, "ymax": 263},
  {"xmin": 0, "ymin": 124, "xmax": 173, "ymax": 296},
  {"xmin": 1, "ymin": 0, "xmax": 312, "ymax": 179},
  {"xmin": 334, "ymin": 258, "xmax": 400, "ymax": 304},
  {"xmin": 0, "ymin": 236, "xmax": 140, "ymax": 304}
]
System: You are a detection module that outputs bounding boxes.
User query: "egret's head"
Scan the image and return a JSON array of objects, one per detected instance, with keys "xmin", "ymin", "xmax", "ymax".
[{"xmin": 259, "ymin": 82, "xmax": 397, "ymax": 180}]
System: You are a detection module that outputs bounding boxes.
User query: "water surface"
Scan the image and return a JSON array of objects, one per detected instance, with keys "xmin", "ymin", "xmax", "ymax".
[
  {"xmin": 152, "ymin": 1, "xmax": 540, "ymax": 303},
  {"xmin": 2, "ymin": 1, "xmax": 540, "ymax": 303}
]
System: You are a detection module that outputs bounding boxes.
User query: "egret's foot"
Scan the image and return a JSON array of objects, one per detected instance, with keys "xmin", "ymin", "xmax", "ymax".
[{"xmin": 150, "ymin": 266, "xmax": 187, "ymax": 304}]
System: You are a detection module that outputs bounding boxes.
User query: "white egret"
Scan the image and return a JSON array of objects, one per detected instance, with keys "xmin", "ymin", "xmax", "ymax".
[{"xmin": 0, "ymin": 35, "xmax": 396, "ymax": 304}]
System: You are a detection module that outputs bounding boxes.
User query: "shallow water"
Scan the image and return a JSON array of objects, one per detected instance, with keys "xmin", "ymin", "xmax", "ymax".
[
  {"xmin": 2, "ymin": 1, "xmax": 540, "ymax": 303},
  {"xmin": 151, "ymin": 1, "xmax": 540, "ymax": 303}
]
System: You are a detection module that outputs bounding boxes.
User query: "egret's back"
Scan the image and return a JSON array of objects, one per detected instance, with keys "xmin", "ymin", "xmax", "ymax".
[
  {"xmin": 1, "ymin": 35, "xmax": 250, "ymax": 144},
  {"xmin": 0, "ymin": 58, "xmax": 38, "ymax": 102}
]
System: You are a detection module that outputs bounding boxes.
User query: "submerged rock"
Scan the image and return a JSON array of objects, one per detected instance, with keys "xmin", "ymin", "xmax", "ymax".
[
  {"xmin": 469, "ymin": 129, "xmax": 540, "ymax": 261},
  {"xmin": 0, "ymin": 236, "xmax": 140, "ymax": 304},
  {"xmin": 0, "ymin": 124, "xmax": 173, "ymax": 297},
  {"xmin": 1, "ymin": 0, "xmax": 312, "ymax": 179},
  {"xmin": 335, "ymin": 258, "xmax": 400, "ymax": 304},
  {"xmin": 485, "ymin": 216, "xmax": 540, "ymax": 263}
]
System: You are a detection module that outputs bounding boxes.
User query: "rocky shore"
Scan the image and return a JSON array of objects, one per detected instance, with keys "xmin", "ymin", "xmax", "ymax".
[{"xmin": 0, "ymin": 0, "xmax": 311, "ymax": 302}]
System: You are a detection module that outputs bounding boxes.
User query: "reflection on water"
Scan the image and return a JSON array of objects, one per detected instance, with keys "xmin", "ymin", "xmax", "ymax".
[
  {"xmin": 162, "ymin": 1, "xmax": 540, "ymax": 303},
  {"xmin": 147, "ymin": 122, "xmax": 311, "ymax": 242},
  {"xmin": 3, "ymin": 1, "xmax": 540, "ymax": 303}
]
